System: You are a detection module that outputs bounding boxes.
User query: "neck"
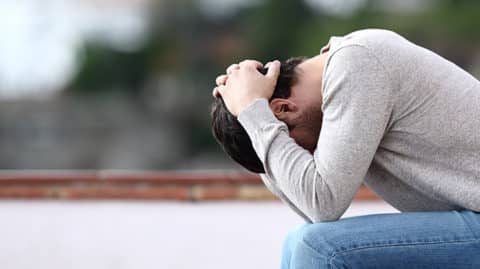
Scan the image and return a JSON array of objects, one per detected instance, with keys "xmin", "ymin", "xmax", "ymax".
[{"xmin": 299, "ymin": 52, "xmax": 329, "ymax": 97}]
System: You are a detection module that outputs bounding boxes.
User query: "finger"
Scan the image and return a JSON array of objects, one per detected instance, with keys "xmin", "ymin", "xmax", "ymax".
[
  {"xmin": 239, "ymin": 59, "xmax": 263, "ymax": 70},
  {"xmin": 212, "ymin": 87, "xmax": 219, "ymax": 98},
  {"xmin": 216, "ymin": 74, "xmax": 228, "ymax": 86},
  {"xmin": 226, "ymin": 64, "xmax": 240, "ymax": 75},
  {"xmin": 213, "ymin": 85, "xmax": 225, "ymax": 97},
  {"xmin": 265, "ymin": 60, "xmax": 281, "ymax": 80},
  {"xmin": 264, "ymin": 61, "xmax": 274, "ymax": 69}
]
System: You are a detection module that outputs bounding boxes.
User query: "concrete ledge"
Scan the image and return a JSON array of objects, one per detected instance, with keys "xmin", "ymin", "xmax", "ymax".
[{"xmin": 0, "ymin": 170, "xmax": 380, "ymax": 201}]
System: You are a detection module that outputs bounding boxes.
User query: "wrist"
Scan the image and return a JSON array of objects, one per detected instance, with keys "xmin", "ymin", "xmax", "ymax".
[
  {"xmin": 238, "ymin": 97, "xmax": 268, "ymax": 115},
  {"xmin": 238, "ymin": 98, "xmax": 283, "ymax": 134}
]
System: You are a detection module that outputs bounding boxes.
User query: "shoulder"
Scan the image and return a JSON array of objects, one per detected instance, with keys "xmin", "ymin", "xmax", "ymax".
[
  {"xmin": 321, "ymin": 30, "xmax": 396, "ymax": 105},
  {"xmin": 342, "ymin": 28, "xmax": 404, "ymax": 47},
  {"xmin": 324, "ymin": 29, "xmax": 405, "ymax": 76},
  {"xmin": 327, "ymin": 29, "xmax": 405, "ymax": 61}
]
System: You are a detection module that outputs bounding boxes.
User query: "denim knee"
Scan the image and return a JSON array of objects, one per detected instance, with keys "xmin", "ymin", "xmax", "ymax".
[
  {"xmin": 280, "ymin": 223, "xmax": 310, "ymax": 269},
  {"xmin": 289, "ymin": 222, "xmax": 351, "ymax": 269},
  {"xmin": 283, "ymin": 223, "xmax": 309, "ymax": 249}
]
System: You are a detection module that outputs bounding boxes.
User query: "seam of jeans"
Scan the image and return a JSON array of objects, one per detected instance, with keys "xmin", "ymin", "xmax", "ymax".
[
  {"xmin": 327, "ymin": 237, "xmax": 480, "ymax": 265},
  {"xmin": 329, "ymin": 259, "xmax": 340, "ymax": 269},
  {"xmin": 300, "ymin": 237, "xmax": 334, "ymax": 269},
  {"xmin": 458, "ymin": 211, "xmax": 480, "ymax": 239}
]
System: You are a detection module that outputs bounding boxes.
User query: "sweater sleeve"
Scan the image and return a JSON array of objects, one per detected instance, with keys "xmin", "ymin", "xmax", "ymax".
[{"xmin": 238, "ymin": 45, "xmax": 394, "ymax": 222}]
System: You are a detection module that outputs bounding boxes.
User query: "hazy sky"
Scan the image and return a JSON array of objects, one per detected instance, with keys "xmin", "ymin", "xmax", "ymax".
[{"xmin": 0, "ymin": 0, "xmax": 149, "ymax": 99}]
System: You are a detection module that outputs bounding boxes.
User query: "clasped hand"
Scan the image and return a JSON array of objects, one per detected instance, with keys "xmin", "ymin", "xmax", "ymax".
[{"xmin": 213, "ymin": 59, "xmax": 281, "ymax": 116}]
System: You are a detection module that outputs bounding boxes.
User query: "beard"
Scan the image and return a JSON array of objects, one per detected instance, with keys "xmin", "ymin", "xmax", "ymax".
[{"xmin": 292, "ymin": 103, "xmax": 323, "ymax": 153}]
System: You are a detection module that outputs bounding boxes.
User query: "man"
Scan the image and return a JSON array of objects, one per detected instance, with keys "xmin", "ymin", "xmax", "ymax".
[{"xmin": 211, "ymin": 29, "xmax": 480, "ymax": 268}]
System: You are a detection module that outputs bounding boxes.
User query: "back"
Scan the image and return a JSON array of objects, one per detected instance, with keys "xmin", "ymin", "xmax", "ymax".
[{"xmin": 341, "ymin": 29, "xmax": 480, "ymax": 211}]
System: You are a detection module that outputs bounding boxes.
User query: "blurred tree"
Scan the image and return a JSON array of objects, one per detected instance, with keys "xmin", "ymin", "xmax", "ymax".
[
  {"xmin": 239, "ymin": 0, "xmax": 315, "ymax": 61},
  {"xmin": 67, "ymin": 0, "xmax": 480, "ymax": 95},
  {"xmin": 67, "ymin": 43, "xmax": 151, "ymax": 95}
]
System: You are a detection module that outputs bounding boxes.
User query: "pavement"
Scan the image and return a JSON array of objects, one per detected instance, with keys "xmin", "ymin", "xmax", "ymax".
[{"xmin": 0, "ymin": 200, "xmax": 398, "ymax": 269}]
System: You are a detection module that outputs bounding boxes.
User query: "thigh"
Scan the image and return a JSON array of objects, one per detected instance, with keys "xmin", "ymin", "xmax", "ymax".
[{"xmin": 291, "ymin": 210, "xmax": 480, "ymax": 269}]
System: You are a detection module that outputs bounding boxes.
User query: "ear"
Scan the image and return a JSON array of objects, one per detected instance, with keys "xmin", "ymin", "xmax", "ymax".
[{"xmin": 269, "ymin": 98, "xmax": 298, "ymax": 121}]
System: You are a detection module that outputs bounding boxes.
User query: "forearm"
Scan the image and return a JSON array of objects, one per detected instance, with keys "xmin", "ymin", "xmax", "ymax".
[{"xmin": 238, "ymin": 99, "xmax": 358, "ymax": 222}]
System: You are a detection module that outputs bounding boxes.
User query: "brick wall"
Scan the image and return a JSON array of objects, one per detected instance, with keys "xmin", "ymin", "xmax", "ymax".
[{"xmin": 0, "ymin": 171, "xmax": 379, "ymax": 201}]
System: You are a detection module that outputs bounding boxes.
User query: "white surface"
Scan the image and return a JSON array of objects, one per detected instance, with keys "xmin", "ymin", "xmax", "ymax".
[{"xmin": 0, "ymin": 200, "xmax": 398, "ymax": 269}]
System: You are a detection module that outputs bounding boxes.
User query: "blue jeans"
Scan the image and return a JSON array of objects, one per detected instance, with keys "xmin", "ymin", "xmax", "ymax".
[{"xmin": 281, "ymin": 210, "xmax": 480, "ymax": 268}]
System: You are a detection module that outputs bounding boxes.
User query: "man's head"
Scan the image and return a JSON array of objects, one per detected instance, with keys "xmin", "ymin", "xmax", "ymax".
[{"xmin": 211, "ymin": 57, "xmax": 324, "ymax": 173}]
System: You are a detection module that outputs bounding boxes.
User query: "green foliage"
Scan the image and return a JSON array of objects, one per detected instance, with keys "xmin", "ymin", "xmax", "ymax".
[
  {"xmin": 239, "ymin": 0, "xmax": 315, "ymax": 60},
  {"xmin": 69, "ymin": 43, "xmax": 148, "ymax": 94}
]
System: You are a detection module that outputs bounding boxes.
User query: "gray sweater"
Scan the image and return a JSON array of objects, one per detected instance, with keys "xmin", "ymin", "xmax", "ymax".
[{"xmin": 237, "ymin": 29, "xmax": 480, "ymax": 223}]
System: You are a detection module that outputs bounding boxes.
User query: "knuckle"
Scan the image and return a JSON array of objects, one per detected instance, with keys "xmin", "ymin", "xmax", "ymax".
[
  {"xmin": 226, "ymin": 64, "xmax": 240, "ymax": 74},
  {"xmin": 227, "ymin": 64, "xmax": 239, "ymax": 70},
  {"xmin": 239, "ymin": 59, "xmax": 258, "ymax": 67},
  {"xmin": 230, "ymin": 68, "xmax": 240, "ymax": 75}
]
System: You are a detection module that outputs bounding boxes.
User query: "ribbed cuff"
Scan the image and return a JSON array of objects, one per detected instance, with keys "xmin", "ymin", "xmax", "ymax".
[{"xmin": 237, "ymin": 98, "xmax": 280, "ymax": 135}]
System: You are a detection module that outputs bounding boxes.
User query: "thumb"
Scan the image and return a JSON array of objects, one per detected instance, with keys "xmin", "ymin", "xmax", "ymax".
[{"xmin": 265, "ymin": 60, "xmax": 281, "ymax": 80}]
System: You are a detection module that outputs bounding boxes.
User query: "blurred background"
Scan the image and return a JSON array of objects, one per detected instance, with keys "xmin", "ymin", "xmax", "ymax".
[
  {"xmin": 0, "ymin": 0, "xmax": 478, "ymax": 268},
  {"xmin": 1, "ymin": 0, "xmax": 479, "ymax": 170}
]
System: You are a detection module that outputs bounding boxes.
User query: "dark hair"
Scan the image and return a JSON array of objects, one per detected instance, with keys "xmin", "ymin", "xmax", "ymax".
[{"xmin": 211, "ymin": 57, "xmax": 305, "ymax": 173}]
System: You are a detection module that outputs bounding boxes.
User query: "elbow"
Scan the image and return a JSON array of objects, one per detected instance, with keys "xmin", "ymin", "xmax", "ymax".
[
  {"xmin": 288, "ymin": 161, "xmax": 353, "ymax": 223},
  {"xmin": 308, "ymin": 178, "xmax": 349, "ymax": 223},
  {"xmin": 310, "ymin": 211, "xmax": 342, "ymax": 223}
]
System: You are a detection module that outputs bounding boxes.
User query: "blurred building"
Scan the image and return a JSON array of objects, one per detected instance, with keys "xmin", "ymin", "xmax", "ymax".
[{"xmin": 0, "ymin": 0, "xmax": 478, "ymax": 169}]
